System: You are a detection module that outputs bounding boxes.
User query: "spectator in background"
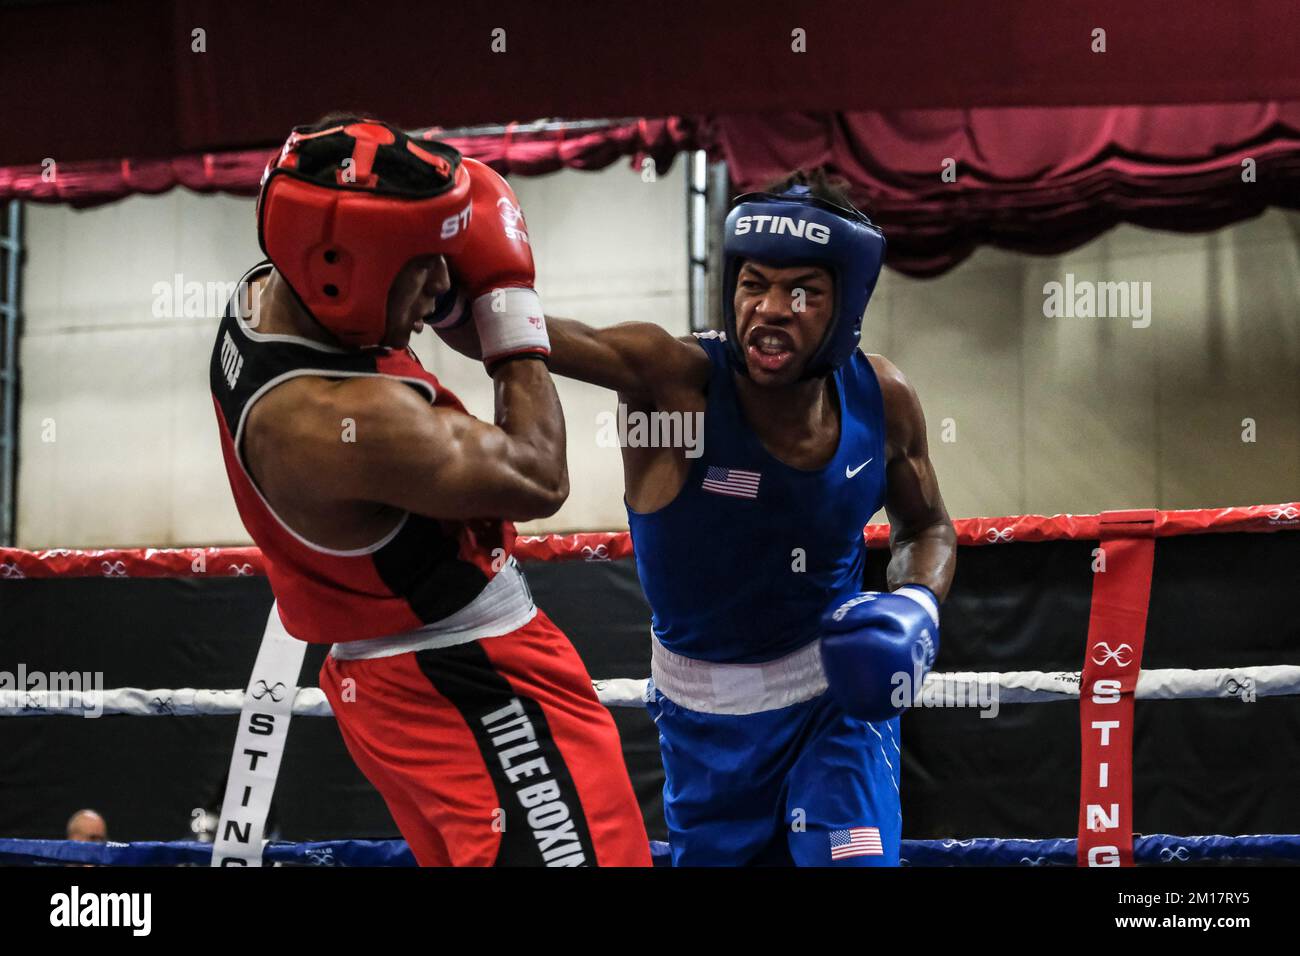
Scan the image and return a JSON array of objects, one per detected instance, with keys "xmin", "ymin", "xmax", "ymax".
[{"xmin": 66, "ymin": 809, "xmax": 106, "ymax": 842}]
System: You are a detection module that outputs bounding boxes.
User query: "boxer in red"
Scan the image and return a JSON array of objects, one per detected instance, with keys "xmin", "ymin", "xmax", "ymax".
[{"xmin": 209, "ymin": 116, "xmax": 650, "ymax": 866}]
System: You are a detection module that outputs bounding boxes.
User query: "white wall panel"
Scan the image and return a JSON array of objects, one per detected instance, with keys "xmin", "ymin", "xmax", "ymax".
[{"xmin": 16, "ymin": 174, "xmax": 1300, "ymax": 547}]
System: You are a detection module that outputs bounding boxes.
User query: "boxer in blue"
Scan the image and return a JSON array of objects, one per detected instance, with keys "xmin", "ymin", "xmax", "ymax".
[{"xmin": 438, "ymin": 172, "xmax": 956, "ymax": 865}]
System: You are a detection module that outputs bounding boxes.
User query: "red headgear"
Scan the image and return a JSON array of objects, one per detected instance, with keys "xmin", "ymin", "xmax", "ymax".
[{"xmin": 257, "ymin": 120, "xmax": 472, "ymax": 348}]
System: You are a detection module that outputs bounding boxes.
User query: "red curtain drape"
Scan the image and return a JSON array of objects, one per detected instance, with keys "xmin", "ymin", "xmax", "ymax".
[
  {"xmin": 4, "ymin": 106, "xmax": 1299, "ymax": 277},
  {"xmin": 0, "ymin": 118, "xmax": 701, "ymax": 209},
  {"xmin": 710, "ymin": 103, "xmax": 1300, "ymax": 275}
]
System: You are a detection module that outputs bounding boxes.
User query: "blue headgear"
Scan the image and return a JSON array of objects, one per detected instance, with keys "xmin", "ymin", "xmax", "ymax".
[{"xmin": 722, "ymin": 185, "xmax": 885, "ymax": 378}]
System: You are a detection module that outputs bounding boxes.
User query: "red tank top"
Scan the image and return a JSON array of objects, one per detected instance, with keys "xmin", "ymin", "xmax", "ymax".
[{"xmin": 210, "ymin": 262, "xmax": 514, "ymax": 644}]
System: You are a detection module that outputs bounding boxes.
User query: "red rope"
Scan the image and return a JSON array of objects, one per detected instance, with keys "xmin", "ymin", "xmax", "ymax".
[{"xmin": 1, "ymin": 503, "xmax": 1295, "ymax": 579}]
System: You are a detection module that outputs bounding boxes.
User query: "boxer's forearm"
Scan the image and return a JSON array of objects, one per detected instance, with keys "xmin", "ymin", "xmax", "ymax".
[
  {"xmin": 543, "ymin": 316, "xmax": 641, "ymax": 392},
  {"xmin": 486, "ymin": 357, "xmax": 570, "ymax": 517},
  {"xmin": 886, "ymin": 522, "xmax": 956, "ymax": 600},
  {"xmin": 545, "ymin": 315, "xmax": 705, "ymax": 401}
]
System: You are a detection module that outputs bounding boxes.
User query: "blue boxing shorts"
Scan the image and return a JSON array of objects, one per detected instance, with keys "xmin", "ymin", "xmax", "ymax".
[{"xmin": 645, "ymin": 638, "xmax": 902, "ymax": 866}]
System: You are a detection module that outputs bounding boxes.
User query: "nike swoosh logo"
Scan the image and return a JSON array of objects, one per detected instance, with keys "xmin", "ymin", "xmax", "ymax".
[{"xmin": 846, "ymin": 458, "xmax": 873, "ymax": 478}]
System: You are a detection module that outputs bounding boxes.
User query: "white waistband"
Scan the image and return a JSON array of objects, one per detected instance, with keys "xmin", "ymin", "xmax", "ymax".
[
  {"xmin": 650, "ymin": 635, "xmax": 828, "ymax": 715},
  {"xmin": 330, "ymin": 558, "xmax": 536, "ymax": 661}
]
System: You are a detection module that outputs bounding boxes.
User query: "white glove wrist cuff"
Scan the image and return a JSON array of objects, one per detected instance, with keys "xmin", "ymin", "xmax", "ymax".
[
  {"xmin": 472, "ymin": 287, "xmax": 549, "ymax": 362},
  {"xmin": 894, "ymin": 585, "xmax": 940, "ymax": 628}
]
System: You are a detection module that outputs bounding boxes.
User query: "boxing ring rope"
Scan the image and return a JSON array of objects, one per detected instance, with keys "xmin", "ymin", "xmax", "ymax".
[
  {"xmin": 6, "ymin": 665, "xmax": 1300, "ymax": 718},
  {"xmin": 7, "ymin": 834, "xmax": 1300, "ymax": 868},
  {"xmin": 4, "ymin": 502, "xmax": 1299, "ymax": 866},
  {"xmin": 3, "ymin": 502, "xmax": 1297, "ymax": 579}
]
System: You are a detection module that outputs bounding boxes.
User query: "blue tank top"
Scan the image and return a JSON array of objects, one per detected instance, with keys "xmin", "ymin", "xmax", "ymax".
[{"xmin": 627, "ymin": 333, "xmax": 887, "ymax": 664}]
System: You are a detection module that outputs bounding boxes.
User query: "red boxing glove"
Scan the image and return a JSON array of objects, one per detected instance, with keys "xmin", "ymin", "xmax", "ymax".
[{"xmin": 449, "ymin": 158, "xmax": 549, "ymax": 371}]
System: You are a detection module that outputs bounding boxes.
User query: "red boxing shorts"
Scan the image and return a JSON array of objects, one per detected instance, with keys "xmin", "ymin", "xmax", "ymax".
[{"xmin": 319, "ymin": 609, "xmax": 651, "ymax": 866}]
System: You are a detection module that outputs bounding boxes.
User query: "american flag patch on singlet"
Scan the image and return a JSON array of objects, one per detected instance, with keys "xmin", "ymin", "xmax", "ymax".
[
  {"xmin": 701, "ymin": 466, "xmax": 762, "ymax": 499},
  {"xmin": 829, "ymin": 826, "xmax": 884, "ymax": 860}
]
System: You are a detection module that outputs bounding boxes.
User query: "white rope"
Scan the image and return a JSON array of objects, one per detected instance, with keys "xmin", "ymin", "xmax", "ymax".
[
  {"xmin": 967, "ymin": 665, "xmax": 1300, "ymax": 703},
  {"xmin": 2, "ymin": 665, "xmax": 1296, "ymax": 717},
  {"xmin": 590, "ymin": 678, "xmax": 650, "ymax": 707},
  {"xmin": 0, "ymin": 687, "xmax": 334, "ymax": 717},
  {"xmin": 0, "ymin": 683, "xmax": 644, "ymax": 717}
]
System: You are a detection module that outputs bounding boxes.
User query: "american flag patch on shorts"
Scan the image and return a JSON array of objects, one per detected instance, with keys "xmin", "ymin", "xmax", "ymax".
[
  {"xmin": 829, "ymin": 826, "xmax": 884, "ymax": 860},
  {"xmin": 701, "ymin": 466, "xmax": 761, "ymax": 499}
]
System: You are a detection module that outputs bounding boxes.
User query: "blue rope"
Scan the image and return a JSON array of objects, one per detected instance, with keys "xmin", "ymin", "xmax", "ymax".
[{"xmin": 4, "ymin": 833, "xmax": 1298, "ymax": 866}]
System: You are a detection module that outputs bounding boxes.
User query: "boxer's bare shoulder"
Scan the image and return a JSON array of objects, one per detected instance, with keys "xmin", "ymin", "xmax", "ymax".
[{"xmin": 864, "ymin": 352, "xmax": 925, "ymax": 460}]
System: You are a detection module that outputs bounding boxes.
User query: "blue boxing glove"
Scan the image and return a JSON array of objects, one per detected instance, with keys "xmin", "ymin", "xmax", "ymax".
[{"xmin": 819, "ymin": 585, "xmax": 940, "ymax": 722}]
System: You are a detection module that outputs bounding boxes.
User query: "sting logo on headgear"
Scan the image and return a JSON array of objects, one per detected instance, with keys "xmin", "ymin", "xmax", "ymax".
[
  {"xmin": 722, "ymin": 184, "xmax": 885, "ymax": 379},
  {"xmin": 256, "ymin": 119, "xmax": 473, "ymax": 348}
]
